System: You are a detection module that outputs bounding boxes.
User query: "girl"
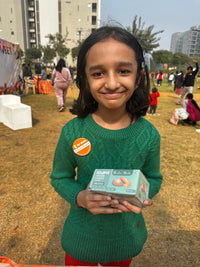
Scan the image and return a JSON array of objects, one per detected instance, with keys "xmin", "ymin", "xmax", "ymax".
[
  {"xmin": 157, "ymin": 70, "xmax": 163, "ymax": 86},
  {"xmin": 51, "ymin": 59, "xmax": 73, "ymax": 112},
  {"xmin": 149, "ymin": 87, "xmax": 160, "ymax": 115},
  {"xmin": 51, "ymin": 26, "xmax": 163, "ymax": 266}
]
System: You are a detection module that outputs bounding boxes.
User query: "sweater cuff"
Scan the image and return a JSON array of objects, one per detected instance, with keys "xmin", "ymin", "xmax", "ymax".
[{"xmin": 51, "ymin": 178, "xmax": 86, "ymax": 209}]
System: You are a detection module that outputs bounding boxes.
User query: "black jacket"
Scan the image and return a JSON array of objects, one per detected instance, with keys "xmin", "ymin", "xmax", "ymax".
[{"xmin": 183, "ymin": 63, "xmax": 199, "ymax": 86}]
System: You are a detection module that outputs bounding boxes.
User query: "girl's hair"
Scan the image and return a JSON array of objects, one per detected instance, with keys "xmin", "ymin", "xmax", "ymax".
[
  {"xmin": 187, "ymin": 93, "xmax": 200, "ymax": 111},
  {"xmin": 186, "ymin": 93, "xmax": 193, "ymax": 99},
  {"xmin": 70, "ymin": 26, "xmax": 150, "ymax": 117},
  {"xmin": 152, "ymin": 87, "xmax": 158, "ymax": 93},
  {"xmin": 56, "ymin": 59, "xmax": 66, "ymax": 73}
]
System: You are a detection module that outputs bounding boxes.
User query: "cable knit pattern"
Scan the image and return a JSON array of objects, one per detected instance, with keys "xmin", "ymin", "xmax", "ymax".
[{"xmin": 50, "ymin": 114, "xmax": 163, "ymax": 263}]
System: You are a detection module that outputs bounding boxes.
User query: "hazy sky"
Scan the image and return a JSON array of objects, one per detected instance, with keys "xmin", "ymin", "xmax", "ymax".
[{"xmin": 101, "ymin": 0, "xmax": 200, "ymax": 51}]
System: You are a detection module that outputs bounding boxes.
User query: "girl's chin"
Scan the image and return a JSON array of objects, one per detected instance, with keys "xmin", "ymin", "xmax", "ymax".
[{"xmin": 98, "ymin": 103, "xmax": 127, "ymax": 111}]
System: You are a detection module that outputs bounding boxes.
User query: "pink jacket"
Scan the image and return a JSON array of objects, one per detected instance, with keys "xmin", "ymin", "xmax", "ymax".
[
  {"xmin": 187, "ymin": 99, "xmax": 200, "ymax": 121},
  {"xmin": 52, "ymin": 67, "xmax": 72, "ymax": 89}
]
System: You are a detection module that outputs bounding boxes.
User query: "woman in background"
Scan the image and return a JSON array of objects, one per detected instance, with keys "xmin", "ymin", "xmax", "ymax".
[{"xmin": 52, "ymin": 59, "xmax": 73, "ymax": 112}]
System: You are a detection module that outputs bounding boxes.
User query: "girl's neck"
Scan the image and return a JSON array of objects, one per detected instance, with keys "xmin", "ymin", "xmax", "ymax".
[{"xmin": 92, "ymin": 109, "xmax": 132, "ymax": 130}]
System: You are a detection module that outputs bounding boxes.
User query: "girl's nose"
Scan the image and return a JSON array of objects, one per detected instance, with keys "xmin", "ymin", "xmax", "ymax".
[{"xmin": 105, "ymin": 73, "xmax": 120, "ymax": 90}]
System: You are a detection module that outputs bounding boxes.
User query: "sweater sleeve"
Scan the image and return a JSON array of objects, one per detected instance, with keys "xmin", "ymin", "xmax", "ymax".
[
  {"xmin": 142, "ymin": 128, "xmax": 163, "ymax": 199},
  {"xmin": 194, "ymin": 62, "xmax": 199, "ymax": 75},
  {"xmin": 50, "ymin": 126, "xmax": 86, "ymax": 208}
]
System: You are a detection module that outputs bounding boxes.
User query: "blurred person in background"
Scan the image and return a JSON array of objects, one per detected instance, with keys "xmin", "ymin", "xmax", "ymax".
[
  {"xmin": 176, "ymin": 60, "xmax": 199, "ymax": 105},
  {"xmin": 51, "ymin": 59, "xmax": 73, "ymax": 112}
]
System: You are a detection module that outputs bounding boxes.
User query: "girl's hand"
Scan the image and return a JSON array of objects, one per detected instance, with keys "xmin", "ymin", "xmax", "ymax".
[
  {"xmin": 111, "ymin": 198, "xmax": 153, "ymax": 214},
  {"xmin": 76, "ymin": 184, "xmax": 122, "ymax": 215}
]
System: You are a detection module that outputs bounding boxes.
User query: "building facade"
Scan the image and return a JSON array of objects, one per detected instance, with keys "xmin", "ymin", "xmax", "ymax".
[
  {"xmin": 0, "ymin": 0, "xmax": 101, "ymax": 65},
  {"xmin": 0, "ymin": 0, "xmax": 26, "ymax": 49},
  {"xmin": 170, "ymin": 26, "xmax": 200, "ymax": 58},
  {"xmin": 61, "ymin": 0, "xmax": 101, "ymax": 65}
]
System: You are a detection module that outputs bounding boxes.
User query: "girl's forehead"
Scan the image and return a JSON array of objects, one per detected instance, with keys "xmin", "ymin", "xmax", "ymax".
[
  {"xmin": 88, "ymin": 37, "xmax": 133, "ymax": 50},
  {"xmin": 85, "ymin": 38, "xmax": 136, "ymax": 61}
]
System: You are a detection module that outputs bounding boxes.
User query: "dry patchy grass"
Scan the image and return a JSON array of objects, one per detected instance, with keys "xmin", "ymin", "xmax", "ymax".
[{"xmin": 0, "ymin": 87, "xmax": 200, "ymax": 266}]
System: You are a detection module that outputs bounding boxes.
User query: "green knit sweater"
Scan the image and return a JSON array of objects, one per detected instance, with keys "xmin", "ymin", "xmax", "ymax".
[{"xmin": 50, "ymin": 114, "xmax": 163, "ymax": 263}]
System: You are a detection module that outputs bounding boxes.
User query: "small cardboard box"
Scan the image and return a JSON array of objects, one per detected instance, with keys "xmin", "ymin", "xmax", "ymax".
[{"xmin": 89, "ymin": 169, "xmax": 149, "ymax": 208}]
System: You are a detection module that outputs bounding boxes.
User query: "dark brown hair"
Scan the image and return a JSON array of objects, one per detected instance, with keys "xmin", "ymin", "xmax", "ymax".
[{"xmin": 70, "ymin": 26, "xmax": 150, "ymax": 117}]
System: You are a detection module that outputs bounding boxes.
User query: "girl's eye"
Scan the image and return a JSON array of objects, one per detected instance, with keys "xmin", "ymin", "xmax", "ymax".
[
  {"xmin": 92, "ymin": 72, "xmax": 103, "ymax": 77},
  {"xmin": 120, "ymin": 69, "xmax": 131, "ymax": 75}
]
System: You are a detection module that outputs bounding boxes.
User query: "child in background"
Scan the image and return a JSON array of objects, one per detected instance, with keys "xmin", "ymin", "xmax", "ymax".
[
  {"xmin": 149, "ymin": 87, "xmax": 160, "ymax": 115},
  {"xmin": 41, "ymin": 67, "xmax": 47, "ymax": 80},
  {"xmin": 50, "ymin": 26, "xmax": 163, "ymax": 266},
  {"xmin": 156, "ymin": 70, "xmax": 163, "ymax": 86},
  {"xmin": 46, "ymin": 67, "xmax": 50, "ymax": 79}
]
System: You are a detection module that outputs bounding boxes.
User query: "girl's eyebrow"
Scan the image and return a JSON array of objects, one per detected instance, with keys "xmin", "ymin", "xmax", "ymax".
[
  {"xmin": 88, "ymin": 65, "xmax": 103, "ymax": 72},
  {"xmin": 88, "ymin": 62, "xmax": 134, "ymax": 72},
  {"xmin": 119, "ymin": 62, "xmax": 134, "ymax": 66}
]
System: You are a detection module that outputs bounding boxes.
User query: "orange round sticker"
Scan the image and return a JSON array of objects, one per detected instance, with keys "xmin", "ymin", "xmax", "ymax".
[{"xmin": 72, "ymin": 138, "xmax": 91, "ymax": 156}]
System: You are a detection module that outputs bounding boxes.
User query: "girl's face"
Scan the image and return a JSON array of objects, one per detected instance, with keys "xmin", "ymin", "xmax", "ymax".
[{"xmin": 85, "ymin": 38, "xmax": 138, "ymax": 113}]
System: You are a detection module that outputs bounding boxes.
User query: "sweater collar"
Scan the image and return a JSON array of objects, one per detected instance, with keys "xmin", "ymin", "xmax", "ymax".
[{"xmin": 85, "ymin": 113, "xmax": 143, "ymax": 140}]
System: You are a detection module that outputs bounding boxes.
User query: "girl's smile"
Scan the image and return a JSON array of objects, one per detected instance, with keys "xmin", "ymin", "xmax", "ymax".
[
  {"xmin": 85, "ymin": 38, "xmax": 138, "ymax": 114},
  {"xmin": 101, "ymin": 90, "xmax": 128, "ymax": 98}
]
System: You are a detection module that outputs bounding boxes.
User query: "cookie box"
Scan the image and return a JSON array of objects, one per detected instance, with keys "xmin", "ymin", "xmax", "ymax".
[{"xmin": 89, "ymin": 169, "xmax": 149, "ymax": 208}]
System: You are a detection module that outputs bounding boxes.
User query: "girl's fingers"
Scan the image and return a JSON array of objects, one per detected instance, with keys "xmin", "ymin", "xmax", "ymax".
[
  {"xmin": 111, "ymin": 203, "xmax": 130, "ymax": 212},
  {"xmin": 88, "ymin": 200, "xmax": 114, "ymax": 209},
  {"xmin": 122, "ymin": 201, "xmax": 142, "ymax": 214},
  {"xmin": 89, "ymin": 207, "xmax": 122, "ymax": 215},
  {"xmin": 88, "ymin": 193, "xmax": 111, "ymax": 202},
  {"xmin": 143, "ymin": 199, "xmax": 153, "ymax": 206}
]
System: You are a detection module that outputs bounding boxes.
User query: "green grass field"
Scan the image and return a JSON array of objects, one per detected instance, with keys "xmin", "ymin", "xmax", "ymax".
[{"xmin": 0, "ymin": 79, "xmax": 200, "ymax": 266}]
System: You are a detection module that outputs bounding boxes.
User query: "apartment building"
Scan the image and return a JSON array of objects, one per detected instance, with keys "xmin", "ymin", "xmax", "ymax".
[
  {"xmin": 0, "ymin": 0, "xmax": 25, "ymax": 49},
  {"xmin": 170, "ymin": 26, "xmax": 200, "ymax": 57},
  {"xmin": 0, "ymin": 0, "xmax": 101, "ymax": 65},
  {"xmin": 61, "ymin": 0, "xmax": 101, "ymax": 65},
  {"xmin": 0, "ymin": 0, "xmax": 59, "ymax": 51}
]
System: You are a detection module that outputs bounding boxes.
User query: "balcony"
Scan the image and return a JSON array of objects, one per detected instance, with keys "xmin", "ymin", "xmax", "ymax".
[
  {"xmin": 29, "ymin": 28, "xmax": 35, "ymax": 33},
  {"xmin": 30, "ymin": 39, "xmax": 36, "ymax": 43},
  {"xmin": 28, "ymin": 7, "xmax": 34, "ymax": 11},
  {"xmin": 29, "ymin": 18, "xmax": 35, "ymax": 22}
]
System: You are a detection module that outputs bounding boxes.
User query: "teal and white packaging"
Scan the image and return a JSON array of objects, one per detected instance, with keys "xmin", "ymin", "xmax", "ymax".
[{"xmin": 89, "ymin": 169, "xmax": 149, "ymax": 208}]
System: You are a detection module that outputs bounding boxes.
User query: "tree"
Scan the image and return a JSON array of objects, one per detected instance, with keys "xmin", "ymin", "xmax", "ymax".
[
  {"xmin": 20, "ymin": 48, "xmax": 24, "ymax": 58},
  {"xmin": 42, "ymin": 45, "xmax": 56, "ymax": 64},
  {"xmin": 152, "ymin": 50, "xmax": 173, "ymax": 64},
  {"xmin": 25, "ymin": 47, "xmax": 42, "ymax": 64},
  {"xmin": 127, "ymin": 15, "xmax": 164, "ymax": 53},
  {"xmin": 71, "ymin": 42, "xmax": 83, "ymax": 63},
  {"xmin": 151, "ymin": 50, "xmax": 198, "ymax": 72},
  {"xmin": 47, "ymin": 33, "xmax": 70, "ymax": 59},
  {"xmin": 171, "ymin": 52, "xmax": 191, "ymax": 66},
  {"xmin": 71, "ymin": 46, "xmax": 79, "ymax": 63}
]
